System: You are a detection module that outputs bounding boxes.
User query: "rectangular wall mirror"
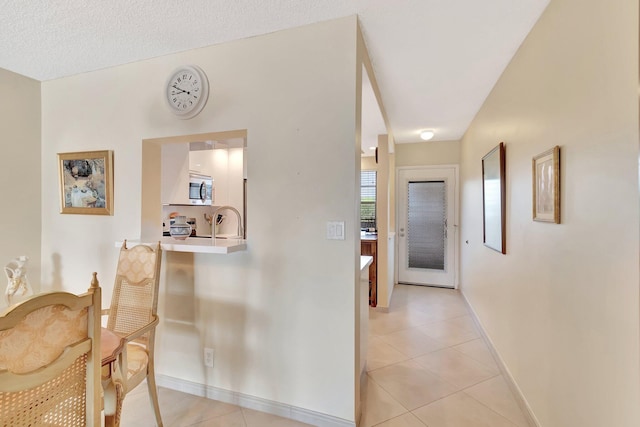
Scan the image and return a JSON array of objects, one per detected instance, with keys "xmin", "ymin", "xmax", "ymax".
[{"xmin": 482, "ymin": 142, "xmax": 506, "ymax": 254}]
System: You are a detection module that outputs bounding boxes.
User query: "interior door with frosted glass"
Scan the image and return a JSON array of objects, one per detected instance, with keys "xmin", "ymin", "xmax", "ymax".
[{"xmin": 398, "ymin": 167, "xmax": 457, "ymax": 288}]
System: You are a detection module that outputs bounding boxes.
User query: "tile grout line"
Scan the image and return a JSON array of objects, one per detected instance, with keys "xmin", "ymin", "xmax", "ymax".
[
  {"xmin": 367, "ymin": 286, "xmax": 532, "ymax": 427},
  {"xmin": 367, "ymin": 285, "xmax": 527, "ymax": 427},
  {"xmin": 459, "ymin": 292, "xmax": 542, "ymax": 427},
  {"xmin": 459, "ymin": 382, "xmax": 530, "ymax": 427},
  {"xmin": 457, "ymin": 389, "xmax": 523, "ymax": 427},
  {"xmin": 448, "ymin": 343, "xmax": 502, "ymax": 373}
]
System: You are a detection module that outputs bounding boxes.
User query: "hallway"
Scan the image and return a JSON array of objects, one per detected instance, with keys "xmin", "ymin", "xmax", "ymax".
[
  {"xmin": 119, "ymin": 284, "xmax": 532, "ymax": 426},
  {"xmin": 361, "ymin": 284, "xmax": 530, "ymax": 426}
]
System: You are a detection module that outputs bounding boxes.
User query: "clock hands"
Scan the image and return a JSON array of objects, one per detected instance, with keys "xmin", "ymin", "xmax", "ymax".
[{"xmin": 172, "ymin": 85, "xmax": 191, "ymax": 95}]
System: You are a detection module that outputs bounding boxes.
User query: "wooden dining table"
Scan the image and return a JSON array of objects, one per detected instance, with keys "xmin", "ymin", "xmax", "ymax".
[{"xmin": 101, "ymin": 327, "xmax": 126, "ymax": 427}]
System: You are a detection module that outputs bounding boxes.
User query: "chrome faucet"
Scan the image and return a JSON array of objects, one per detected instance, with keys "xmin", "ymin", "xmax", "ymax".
[{"xmin": 211, "ymin": 205, "xmax": 244, "ymax": 239}]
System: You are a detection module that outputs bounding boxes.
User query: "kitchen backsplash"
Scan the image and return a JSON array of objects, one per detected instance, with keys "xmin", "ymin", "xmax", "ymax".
[
  {"xmin": 162, "ymin": 205, "xmax": 213, "ymax": 236},
  {"xmin": 161, "ymin": 204, "xmax": 241, "ymax": 237}
]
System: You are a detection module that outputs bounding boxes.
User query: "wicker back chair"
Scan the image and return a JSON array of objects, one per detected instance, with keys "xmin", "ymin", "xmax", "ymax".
[
  {"xmin": 0, "ymin": 273, "xmax": 102, "ymax": 427},
  {"xmin": 104, "ymin": 240, "xmax": 162, "ymax": 426}
]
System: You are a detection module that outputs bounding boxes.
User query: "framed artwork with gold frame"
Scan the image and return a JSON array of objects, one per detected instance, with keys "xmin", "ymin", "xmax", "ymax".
[
  {"xmin": 532, "ymin": 146, "xmax": 560, "ymax": 223},
  {"xmin": 58, "ymin": 150, "xmax": 113, "ymax": 215}
]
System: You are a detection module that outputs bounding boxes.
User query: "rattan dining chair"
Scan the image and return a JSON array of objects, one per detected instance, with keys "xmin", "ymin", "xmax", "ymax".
[
  {"xmin": 103, "ymin": 240, "xmax": 163, "ymax": 426},
  {"xmin": 0, "ymin": 273, "xmax": 102, "ymax": 426}
]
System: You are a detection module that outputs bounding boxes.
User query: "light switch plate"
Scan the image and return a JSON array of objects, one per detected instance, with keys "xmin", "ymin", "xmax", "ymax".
[{"xmin": 327, "ymin": 221, "xmax": 345, "ymax": 240}]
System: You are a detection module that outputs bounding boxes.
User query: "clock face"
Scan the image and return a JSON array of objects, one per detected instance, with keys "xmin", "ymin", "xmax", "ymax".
[{"xmin": 165, "ymin": 65, "xmax": 209, "ymax": 119}]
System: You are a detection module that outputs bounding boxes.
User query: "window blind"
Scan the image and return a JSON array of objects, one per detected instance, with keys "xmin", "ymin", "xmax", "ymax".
[
  {"xmin": 407, "ymin": 180, "xmax": 446, "ymax": 270},
  {"xmin": 361, "ymin": 171, "xmax": 376, "ymax": 230}
]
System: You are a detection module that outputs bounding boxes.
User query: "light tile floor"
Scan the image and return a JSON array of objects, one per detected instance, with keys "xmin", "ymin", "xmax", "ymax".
[
  {"xmin": 119, "ymin": 384, "xmax": 314, "ymax": 426},
  {"xmin": 119, "ymin": 284, "xmax": 530, "ymax": 427},
  {"xmin": 363, "ymin": 284, "xmax": 530, "ymax": 427}
]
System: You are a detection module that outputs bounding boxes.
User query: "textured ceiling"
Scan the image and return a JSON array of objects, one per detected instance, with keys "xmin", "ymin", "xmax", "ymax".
[{"xmin": 0, "ymin": 0, "xmax": 549, "ymax": 146}]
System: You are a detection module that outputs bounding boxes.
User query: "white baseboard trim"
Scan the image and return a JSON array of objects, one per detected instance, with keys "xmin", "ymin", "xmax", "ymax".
[
  {"xmin": 156, "ymin": 374, "xmax": 355, "ymax": 427},
  {"xmin": 460, "ymin": 294, "xmax": 542, "ymax": 427}
]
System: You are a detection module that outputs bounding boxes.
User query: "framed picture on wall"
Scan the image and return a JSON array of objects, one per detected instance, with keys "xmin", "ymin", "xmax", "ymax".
[
  {"xmin": 482, "ymin": 142, "xmax": 506, "ymax": 254},
  {"xmin": 58, "ymin": 150, "xmax": 113, "ymax": 215},
  {"xmin": 532, "ymin": 146, "xmax": 560, "ymax": 223}
]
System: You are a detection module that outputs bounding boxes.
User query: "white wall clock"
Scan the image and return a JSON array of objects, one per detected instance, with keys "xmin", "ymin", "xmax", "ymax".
[{"xmin": 165, "ymin": 65, "xmax": 210, "ymax": 119}]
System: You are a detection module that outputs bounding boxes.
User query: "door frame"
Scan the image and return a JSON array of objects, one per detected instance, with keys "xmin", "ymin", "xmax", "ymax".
[{"xmin": 395, "ymin": 165, "xmax": 460, "ymax": 289}]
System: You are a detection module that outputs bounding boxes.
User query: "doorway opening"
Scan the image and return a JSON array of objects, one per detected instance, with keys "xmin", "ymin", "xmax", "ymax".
[{"xmin": 397, "ymin": 166, "xmax": 458, "ymax": 288}]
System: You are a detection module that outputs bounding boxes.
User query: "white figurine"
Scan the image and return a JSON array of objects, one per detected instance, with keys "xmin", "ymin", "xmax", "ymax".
[{"xmin": 5, "ymin": 256, "xmax": 32, "ymax": 306}]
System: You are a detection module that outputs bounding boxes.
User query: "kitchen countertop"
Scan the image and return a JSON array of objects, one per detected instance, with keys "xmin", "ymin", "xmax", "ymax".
[
  {"xmin": 361, "ymin": 256, "xmax": 373, "ymax": 271},
  {"xmin": 361, "ymin": 232, "xmax": 396, "ymax": 241},
  {"xmin": 361, "ymin": 232, "xmax": 378, "ymax": 241},
  {"xmin": 116, "ymin": 237, "xmax": 247, "ymax": 254}
]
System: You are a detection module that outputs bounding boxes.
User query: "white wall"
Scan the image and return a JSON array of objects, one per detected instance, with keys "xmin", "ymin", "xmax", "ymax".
[
  {"xmin": 395, "ymin": 140, "xmax": 460, "ymax": 167},
  {"xmin": 459, "ymin": 0, "xmax": 639, "ymax": 426},
  {"xmin": 0, "ymin": 68, "xmax": 41, "ymax": 298},
  {"xmin": 223, "ymin": 146, "xmax": 244, "ymax": 236},
  {"xmin": 374, "ymin": 135, "xmax": 391, "ymax": 308},
  {"xmin": 360, "ymin": 156, "xmax": 376, "ymax": 171},
  {"xmin": 40, "ymin": 17, "xmax": 361, "ymax": 422}
]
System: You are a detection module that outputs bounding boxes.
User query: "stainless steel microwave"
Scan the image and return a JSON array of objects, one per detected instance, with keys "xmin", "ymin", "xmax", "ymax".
[{"xmin": 188, "ymin": 172, "xmax": 213, "ymax": 205}]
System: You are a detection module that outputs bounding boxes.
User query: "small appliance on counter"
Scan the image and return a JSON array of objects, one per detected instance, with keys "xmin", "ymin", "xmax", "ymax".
[
  {"xmin": 168, "ymin": 216, "xmax": 192, "ymax": 240},
  {"xmin": 164, "ymin": 216, "xmax": 198, "ymax": 238},
  {"xmin": 186, "ymin": 218, "xmax": 197, "ymax": 237},
  {"xmin": 163, "ymin": 210, "xmax": 213, "ymax": 238}
]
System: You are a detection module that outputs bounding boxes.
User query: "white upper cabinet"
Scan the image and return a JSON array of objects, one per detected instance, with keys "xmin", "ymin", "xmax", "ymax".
[
  {"xmin": 188, "ymin": 149, "xmax": 213, "ymax": 176},
  {"xmin": 161, "ymin": 143, "xmax": 190, "ymax": 205}
]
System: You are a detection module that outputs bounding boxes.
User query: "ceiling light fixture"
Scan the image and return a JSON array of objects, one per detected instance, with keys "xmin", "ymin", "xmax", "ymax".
[
  {"xmin": 369, "ymin": 146, "xmax": 376, "ymax": 150},
  {"xmin": 420, "ymin": 130, "xmax": 435, "ymax": 141}
]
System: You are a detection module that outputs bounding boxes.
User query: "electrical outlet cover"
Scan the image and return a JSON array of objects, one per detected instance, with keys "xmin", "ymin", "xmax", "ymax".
[{"xmin": 204, "ymin": 348, "xmax": 214, "ymax": 367}]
